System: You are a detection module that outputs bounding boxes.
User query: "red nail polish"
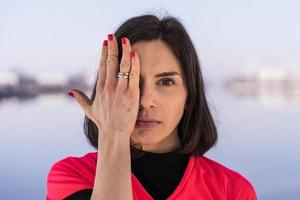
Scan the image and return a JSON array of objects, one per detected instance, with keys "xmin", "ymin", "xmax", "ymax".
[
  {"xmin": 131, "ymin": 51, "xmax": 136, "ymax": 58},
  {"xmin": 103, "ymin": 40, "xmax": 108, "ymax": 46},
  {"xmin": 121, "ymin": 38, "xmax": 126, "ymax": 44},
  {"xmin": 108, "ymin": 34, "xmax": 113, "ymax": 41},
  {"xmin": 68, "ymin": 91, "xmax": 74, "ymax": 97}
]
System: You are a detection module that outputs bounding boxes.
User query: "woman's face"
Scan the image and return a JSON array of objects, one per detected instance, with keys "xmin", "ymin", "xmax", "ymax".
[{"xmin": 130, "ymin": 39, "xmax": 188, "ymax": 153}]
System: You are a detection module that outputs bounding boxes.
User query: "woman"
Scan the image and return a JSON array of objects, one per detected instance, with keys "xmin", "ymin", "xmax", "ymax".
[{"xmin": 46, "ymin": 14, "xmax": 258, "ymax": 200}]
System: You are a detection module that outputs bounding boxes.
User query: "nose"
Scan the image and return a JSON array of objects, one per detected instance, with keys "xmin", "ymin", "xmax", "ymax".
[{"xmin": 139, "ymin": 85, "xmax": 156, "ymax": 110}]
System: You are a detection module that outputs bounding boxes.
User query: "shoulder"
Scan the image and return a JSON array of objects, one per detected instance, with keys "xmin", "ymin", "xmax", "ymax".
[
  {"xmin": 46, "ymin": 151, "xmax": 97, "ymax": 200},
  {"xmin": 51, "ymin": 151, "xmax": 97, "ymax": 171},
  {"xmin": 194, "ymin": 156, "xmax": 252, "ymax": 183},
  {"xmin": 193, "ymin": 155, "xmax": 258, "ymax": 199}
]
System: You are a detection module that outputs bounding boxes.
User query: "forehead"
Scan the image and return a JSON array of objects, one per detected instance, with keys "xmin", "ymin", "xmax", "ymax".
[{"xmin": 131, "ymin": 39, "xmax": 182, "ymax": 77}]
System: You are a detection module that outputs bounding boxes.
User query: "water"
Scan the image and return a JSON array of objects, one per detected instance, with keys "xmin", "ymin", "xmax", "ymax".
[{"xmin": 0, "ymin": 86, "xmax": 299, "ymax": 200}]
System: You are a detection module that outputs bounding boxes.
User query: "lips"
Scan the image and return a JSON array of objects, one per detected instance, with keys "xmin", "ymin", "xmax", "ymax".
[
  {"xmin": 135, "ymin": 120, "xmax": 161, "ymax": 128},
  {"xmin": 137, "ymin": 119, "xmax": 161, "ymax": 123}
]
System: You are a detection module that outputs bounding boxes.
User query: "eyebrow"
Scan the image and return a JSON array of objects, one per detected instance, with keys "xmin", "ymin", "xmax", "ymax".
[{"xmin": 154, "ymin": 71, "xmax": 180, "ymax": 78}]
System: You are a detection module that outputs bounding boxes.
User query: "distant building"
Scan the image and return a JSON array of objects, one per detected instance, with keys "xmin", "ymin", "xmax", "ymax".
[
  {"xmin": 0, "ymin": 71, "xmax": 19, "ymax": 87},
  {"xmin": 223, "ymin": 67, "xmax": 300, "ymax": 97},
  {"xmin": 35, "ymin": 73, "xmax": 69, "ymax": 87},
  {"xmin": 0, "ymin": 68, "xmax": 97, "ymax": 99}
]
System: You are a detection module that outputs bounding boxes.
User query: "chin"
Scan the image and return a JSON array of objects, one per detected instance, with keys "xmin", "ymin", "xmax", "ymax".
[{"xmin": 131, "ymin": 131, "xmax": 161, "ymax": 146}]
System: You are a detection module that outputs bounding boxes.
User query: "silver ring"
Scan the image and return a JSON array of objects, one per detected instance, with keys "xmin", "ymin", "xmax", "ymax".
[{"xmin": 117, "ymin": 71, "xmax": 130, "ymax": 79}]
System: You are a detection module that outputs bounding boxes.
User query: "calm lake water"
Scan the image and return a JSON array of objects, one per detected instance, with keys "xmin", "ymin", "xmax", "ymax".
[{"xmin": 0, "ymin": 85, "xmax": 299, "ymax": 200}]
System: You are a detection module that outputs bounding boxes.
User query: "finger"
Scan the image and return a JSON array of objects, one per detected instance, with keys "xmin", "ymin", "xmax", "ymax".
[
  {"xmin": 117, "ymin": 37, "xmax": 132, "ymax": 91},
  {"xmin": 69, "ymin": 89, "xmax": 92, "ymax": 117},
  {"xmin": 96, "ymin": 40, "xmax": 108, "ymax": 91},
  {"xmin": 105, "ymin": 34, "xmax": 119, "ymax": 89},
  {"xmin": 128, "ymin": 51, "xmax": 140, "ymax": 93}
]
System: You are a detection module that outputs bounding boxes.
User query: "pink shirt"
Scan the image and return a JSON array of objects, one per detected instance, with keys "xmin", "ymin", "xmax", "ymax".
[{"xmin": 46, "ymin": 151, "xmax": 258, "ymax": 200}]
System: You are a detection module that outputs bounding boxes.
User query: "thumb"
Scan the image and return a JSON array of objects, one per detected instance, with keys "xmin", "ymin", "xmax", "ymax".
[{"xmin": 68, "ymin": 89, "xmax": 92, "ymax": 116}]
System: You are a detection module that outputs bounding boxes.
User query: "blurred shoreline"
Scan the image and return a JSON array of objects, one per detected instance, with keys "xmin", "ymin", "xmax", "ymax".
[
  {"xmin": 1, "ymin": 67, "xmax": 299, "ymax": 107},
  {"xmin": 0, "ymin": 69, "xmax": 95, "ymax": 100}
]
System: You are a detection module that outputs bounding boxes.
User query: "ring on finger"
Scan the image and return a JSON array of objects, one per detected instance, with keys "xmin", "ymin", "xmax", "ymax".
[{"xmin": 117, "ymin": 71, "xmax": 130, "ymax": 79}]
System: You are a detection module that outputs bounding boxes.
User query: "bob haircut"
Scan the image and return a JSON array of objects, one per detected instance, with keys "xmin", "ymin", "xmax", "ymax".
[{"xmin": 83, "ymin": 14, "xmax": 218, "ymax": 158}]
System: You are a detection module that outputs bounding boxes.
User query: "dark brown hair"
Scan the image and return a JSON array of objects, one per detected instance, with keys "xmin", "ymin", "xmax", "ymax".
[{"xmin": 83, "ymin": 14, "xmax": 218, "ymax": 158}]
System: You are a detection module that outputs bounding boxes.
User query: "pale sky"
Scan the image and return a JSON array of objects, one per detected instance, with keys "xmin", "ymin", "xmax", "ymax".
[{"xmin": 0, "ymin": 0, "xmax": 299, "ymax": 79}]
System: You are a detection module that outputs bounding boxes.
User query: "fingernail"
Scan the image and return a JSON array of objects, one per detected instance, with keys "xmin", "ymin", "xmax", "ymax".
[
  {"xmin": 121, "ymin": 37, "xmax": 126, "ymax": 45},
  {"xmin": 68, "ymin": 91, "xmax": 74, "ymax": 97},
  {"xmin": 131, "ymin": 51, "xmax": 136, "ymax": 58},
  {"xmin": 108, "ymin": 34, "xmax": 113, "ymax": 41},
  {"xmin": 103, "ymin": 40, "xmax": 108, "ymax": 46}
]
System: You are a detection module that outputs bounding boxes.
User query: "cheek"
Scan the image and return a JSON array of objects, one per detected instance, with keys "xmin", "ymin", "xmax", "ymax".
[
  {"xmin": 159, "ymin": 87, "xmax": 187, "ymax": 105},
  {"xmin": 159, "ymin": 88, "xmax": 178, "ymax": 96},
  {"xmin": 161, "ymin": 97, "xmax": 186, "ymax": 122},
  {"xmin": 157, "ymin": 85, "xmax": 187, "ymax": 100}
]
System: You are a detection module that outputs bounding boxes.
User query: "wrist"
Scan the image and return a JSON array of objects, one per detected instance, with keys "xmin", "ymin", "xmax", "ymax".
[{"xmin": 99, "ymin": 131, "xmax": 131, "ymax": 147}]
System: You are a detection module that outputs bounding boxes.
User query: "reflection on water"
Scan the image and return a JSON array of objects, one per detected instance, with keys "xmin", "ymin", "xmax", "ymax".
[
  {"xmin": 223, "ymin": 86, "xmax": 300, "ymax": 108},
  {"xmin": 254, "ymin": 92, "xmax": 300, "ymax": 108},
  {"xmin": 222, "ymin": 67, "xmax": 300, "ymax": 107},
  {"xmin": 222, "ymin": 67, "xmax": 300, "ymax": 108},
  {"xmin": 0, "ymin": 85, "xmax": 299, "ymax": 200}
]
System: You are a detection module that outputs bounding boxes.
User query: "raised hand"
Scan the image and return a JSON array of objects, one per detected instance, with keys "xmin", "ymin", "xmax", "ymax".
[{"xmin": 69, "ymin": 34, "xmax": 140, "ymax": 140}]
